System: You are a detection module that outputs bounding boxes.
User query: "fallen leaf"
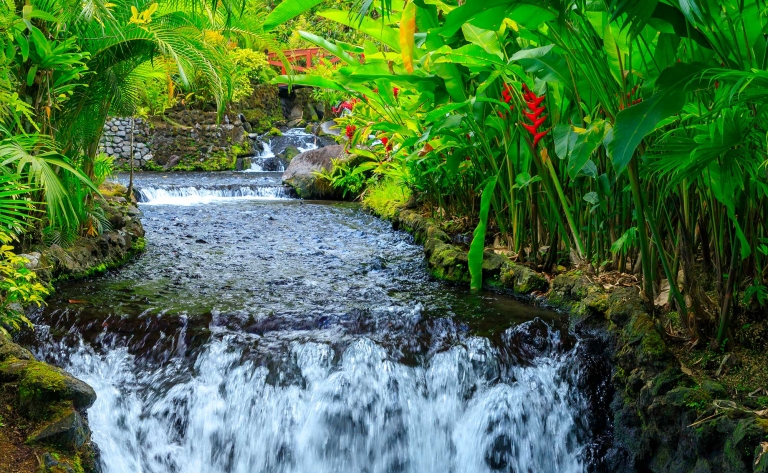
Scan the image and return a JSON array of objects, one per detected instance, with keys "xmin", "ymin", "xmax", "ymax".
[
  {"xmin": 68, "ymin": 299, "xmax": 87, "ymax": 304},
  {"xmin": 680, "ymin": 364, "xmax": 693, "ymax": 376},
  {"xmin": 757, "ymin": 442, "xmax": 768, "ymax": 466}
]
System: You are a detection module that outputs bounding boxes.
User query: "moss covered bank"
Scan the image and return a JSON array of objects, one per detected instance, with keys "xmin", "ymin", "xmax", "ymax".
[
  {"xmin": 366, "ymin": 201, "xmax": 768, "ymax": 473},
  {"xmin": 1, "ymin": 182, "xmax": 146, "ymax": 473}
]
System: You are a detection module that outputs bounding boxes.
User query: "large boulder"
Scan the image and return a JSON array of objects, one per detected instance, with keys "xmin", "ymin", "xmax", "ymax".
[{"xmin": 282, "ymin": 145, "xmax": 352, "ymax": 199}]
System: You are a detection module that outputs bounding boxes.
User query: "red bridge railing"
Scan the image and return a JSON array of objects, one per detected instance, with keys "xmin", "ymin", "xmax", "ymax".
[{"xmin": 267, "ymin": 48, "xmax": 362, "ymax": 75}]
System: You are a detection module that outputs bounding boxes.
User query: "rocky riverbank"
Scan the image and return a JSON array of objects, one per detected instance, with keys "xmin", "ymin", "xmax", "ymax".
[
  {"xmin": 367, "ymin": 203, "xmax": 768, "ymax": 473},
  {"xmin": 0, "ymin": 182, "xmax": 146, "ymax": 473}
]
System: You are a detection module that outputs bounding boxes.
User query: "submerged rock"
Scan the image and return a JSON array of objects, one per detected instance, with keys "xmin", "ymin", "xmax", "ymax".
[{"xmin": 282, "ymin": 145, "xmax": 352, "ymax": 199}]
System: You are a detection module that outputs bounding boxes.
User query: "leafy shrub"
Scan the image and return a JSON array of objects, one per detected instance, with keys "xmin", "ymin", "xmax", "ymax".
[
  {"xmin": 0, "ymin": 233, "xmax": 49, "ymax": 337},
  {"xmin": 93, "ymin": 153, "xmax": 115, "ymax": 187},
  {"xmin": 229, "ymin": 48, "xmax": 276, "ymax": 103}
]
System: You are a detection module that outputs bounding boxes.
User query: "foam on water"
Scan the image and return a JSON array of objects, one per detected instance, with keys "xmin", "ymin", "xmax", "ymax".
[
  {"xmin": 48, "ymin": 321, "xmax": 586, "ymax": 473},
  {"xmin": 136, "ymin": 185, "xmax": 291, "ymax": 205}
]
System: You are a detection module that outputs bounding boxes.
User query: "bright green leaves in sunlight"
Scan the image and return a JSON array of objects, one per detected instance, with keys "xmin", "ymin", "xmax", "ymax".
[
  {"xmin": 264, "ymin": 0, "xmax": 326, "ymax": 31},
  {"xmin": 400, "ymin": 2, "xmax": 416, "ymax": 73}
]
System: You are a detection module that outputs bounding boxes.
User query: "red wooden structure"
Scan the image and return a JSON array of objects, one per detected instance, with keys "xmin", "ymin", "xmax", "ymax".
[{"xmin": 267, "ymin": 48, "xmax": 361, "ymax": 75}]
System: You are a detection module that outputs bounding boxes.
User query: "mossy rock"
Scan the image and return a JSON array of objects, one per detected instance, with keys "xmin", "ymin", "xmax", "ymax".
[
  {"xmin": 0, "ymin": 359, "xmax": 96, "ymax": 417},
  {"xmin": 27, "ymin": 405, "xmax": 88, "ymax": 450},
  {"xmin": 606, "ymin": 286, "xmax": 646, "ymax": 325},
  {"xmin": 426, "ymin": 241, "xmax": 469, "ymax": 283},
  {"xmin": 499, "ymin": 261, "xmax": 548, "ymax": 294},
  {"xmin": 651, "ymin": 367, "xmax": 689, "ymax": 396},
  {"xmin": 548, "ymin": 271, "xmax": 582, "ymax": 306},
  {"xmin": 0, "ymin": 336, "xmax": 34, "ymax": 362}
]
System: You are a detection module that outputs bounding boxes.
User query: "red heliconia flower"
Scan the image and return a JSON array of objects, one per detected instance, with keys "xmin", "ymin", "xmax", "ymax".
[
  {"xmin": 520, "ymin": 87, "xmax": 550, "ymax": 149},
  {"xmin": 393, "ymin": 87, "xmax": 400, "ymax": 98},
  {"xmin": 346, "ymin": 125, "xmax": 356, "ymax": 139},
  {"xmin": 380, "ymin": 136, "xmax": 388, "ymax": 146}
]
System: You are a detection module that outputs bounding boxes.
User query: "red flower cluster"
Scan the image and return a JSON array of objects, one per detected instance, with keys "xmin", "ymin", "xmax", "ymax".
[
  {"xmin": 345, "ymin": 125, "xmax": 356, "ymax": 139},
  {"xmin": 521, "ymin": 84, "xmax": 549, "ymax": 148},
  {"xmin": 619, "ymin": 85, "xmax": 642, "ymax": 110},
  {"xmin": 380, "ymin": 136, "xmax": 393, "ymax": 152},
  {"xmin": 332, "ymin": 98, "xmax": 360, "ymax": 115},
  {"xmin": 501, "ymin": 84, "xmax": 515, "ymax": 111},
  {"xmin": 393, "ymin": 87, "xmax": 400, "ymax": 99}
]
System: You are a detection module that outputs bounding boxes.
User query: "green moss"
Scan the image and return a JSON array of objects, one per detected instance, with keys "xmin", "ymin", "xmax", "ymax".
[
  {"xmin": 267, "ymin": 127, "xmax": 282, "ymax": 137},
  {"xmin": 131, "ymin": 237, "xmax": 146, "ymax": 252},
  {"xmin": 143, "ymin": 160, "xmax": 164, "ymax": 172},
  {"xmin": 641, "ymin": 330, "xmax": 666, "ymax": 358},
  {"xmin": 173, "ymin": 150, "xmax": 237, "ymax": 172},
  {"xmin": 52, "ymin": 236, "xmax": 145, "ymax": 284},
  {"xmin": 18, "ymin": 362, "xmax": 67, "ymax": 411}
]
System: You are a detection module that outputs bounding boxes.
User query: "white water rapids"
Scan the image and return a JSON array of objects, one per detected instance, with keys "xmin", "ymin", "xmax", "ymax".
[
  {"xmin": 54, "ymin": 327, "xmax": 586, "ymax": 473},
  {"xmin": 136, "ymin": 185, "xmax": 291, "ymax": 205},
  {"xmin": 33, "ymin": 162, "xmax": 605, "ymax": 473}
]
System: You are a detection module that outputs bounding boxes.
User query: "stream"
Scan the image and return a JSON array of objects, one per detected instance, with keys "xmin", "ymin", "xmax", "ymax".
[{"xmin": 29, "ymin": 130, "xmax": 612, "ymax": 473}]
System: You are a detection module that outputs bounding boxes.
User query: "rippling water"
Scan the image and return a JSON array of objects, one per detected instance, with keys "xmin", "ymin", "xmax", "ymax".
[{"xmin": 31, "ymin": 167, "xmax": 609, "ymax": 473}]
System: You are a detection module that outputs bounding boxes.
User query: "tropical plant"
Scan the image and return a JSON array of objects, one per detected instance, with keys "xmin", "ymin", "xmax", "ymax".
[
  {"xmin": 0, "ymin": 232, "xmax": 48, "ymax": 337},
  {"xmin": 274, "ymin": 0, "xmax": 768, "ymax": 348}
]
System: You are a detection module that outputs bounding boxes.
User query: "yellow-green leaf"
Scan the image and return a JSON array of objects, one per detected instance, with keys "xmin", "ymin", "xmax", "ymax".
[{"xmin": 400, "ymin": 2, "xmax": 417, "ymax": 73}]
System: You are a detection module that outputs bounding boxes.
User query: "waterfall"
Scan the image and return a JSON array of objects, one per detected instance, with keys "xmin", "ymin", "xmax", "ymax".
[
  {"xmin": 244, "ymin": 128, "xmax": 320, "ymax": 174},
  {"xmin": 136, "ymin": 185, "xmax": 292, "ymax": 205},
  {"xmin": 43, "ymin": 321, "xmax": 588, "ymax": 473}
]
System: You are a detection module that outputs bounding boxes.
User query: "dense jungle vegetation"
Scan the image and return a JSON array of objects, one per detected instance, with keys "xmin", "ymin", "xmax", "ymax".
[
  {"xmin": 0, "ymin": 0, "xmax": 766, "ymax": 362},
  {"xmin": 280, "ymin": 0, "xmax": 768, "ymax": 355}
]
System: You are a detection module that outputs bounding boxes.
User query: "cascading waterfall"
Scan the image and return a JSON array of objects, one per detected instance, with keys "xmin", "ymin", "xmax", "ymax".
[
  {"xmin": 41, "ymin": 322, "xmax": 587, "ymax": 473},
  {"xmin": 33, "ymin": 171, "xmax": 609, "ymax": 473},
  {"xmin": 136, "ymin": 185, "xmax": 292, "ymax": 205},
  {"xmin": 244, "ymin": 128, "xmax": 320, "ymax": 173}
]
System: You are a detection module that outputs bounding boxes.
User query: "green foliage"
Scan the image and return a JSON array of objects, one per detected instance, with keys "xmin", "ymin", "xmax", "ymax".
[
  {"xmin": 93, "ymin": 154, "xmax": 115, "ymax": 188},
  {"xmin": 0, "ymin": 233, "xmax": 48, "ymax": 337},
  {"xmin": 362, "ymin": 179, "xmax": 411, "ymax": 219},
  {"xmin": 229, "ymin": 48, "xmax": 275, "ymax": 103},
  {"xmin": 281, "ymin": 0, "xmax": 768, "ymax": 346}
]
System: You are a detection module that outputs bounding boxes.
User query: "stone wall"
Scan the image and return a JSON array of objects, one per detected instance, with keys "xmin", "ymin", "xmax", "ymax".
[
  {"xmin": 150, "ymin": 112, "xmax": 252, "ymax": 171},
  {"xmin": 99, "ymin": 117, "xmax": 152, "ymax": 167},
  {"xmin": 98, "ymin": 84, "xmax": 284, "ymax": 171}
]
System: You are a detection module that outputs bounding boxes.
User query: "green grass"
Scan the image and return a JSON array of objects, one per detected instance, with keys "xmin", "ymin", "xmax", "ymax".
[{"xmin": 362, "ymin": 180, "xmax": 412, "ymax": 220}]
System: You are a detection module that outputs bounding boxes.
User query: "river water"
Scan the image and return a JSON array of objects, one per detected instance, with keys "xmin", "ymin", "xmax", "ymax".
[{"xmin": 29, "ymin": 133, "xmax": 611, "ymax": 473}]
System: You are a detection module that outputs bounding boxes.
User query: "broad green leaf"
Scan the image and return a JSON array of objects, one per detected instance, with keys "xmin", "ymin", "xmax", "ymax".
[
  {"xmin": 433, "ymin": 44, "xmax": 506, "ymax": 67},
  {"xmin": 425, "ymin": 100, "xmax": 470, "ymax": 123},
  {"xmin": 569, "ymin": 122, "xmax": 608, "ymax": 179},
  {"xmin": 298, "ymin": 31, "xmax": 358, "ymax": 66},
  {"xmin": 512, "ymin": 46, "xmax": 574, "ymax": 93},
  {"xmin": 461, "ymin": 24, "xmax": 502, "ymax": 58},
  {"xmin": 554, "ymin": 124, "xmax": 577, "ymax": 160},
  {"xmin": 608, "ymin": 63, "xmax": 705, "ymax": 173},
  {"xmin": 507, "ymin": 4, "xmax": 555, "ymax": 29},
  {"xmin": 439, "ymin": 0, "xmax": 511, "ymax": 37},
  {"xmin": 468, "ymin": 175, "xmax": 498, "ymax": 291},
  {"xmin": 270, "ymin": 75, "xmax": 347, "ymax": 92},
  {"xmin": 26, "ymin": 65, "xmax": 37, "ymax": 87},
  {"xmin": 369, "ymin": 122, "xmax": 414, "ymax": 136},
  {"xmin": 263, "ymin": 0, "xmax": 324, "ymax": 31},
  {"xmin": 320, "ymin": 10, "xmax": 401, "ymax": 51}
]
